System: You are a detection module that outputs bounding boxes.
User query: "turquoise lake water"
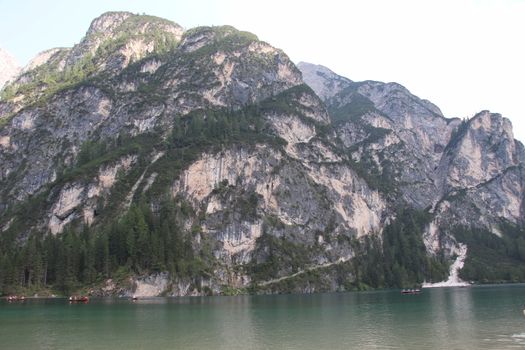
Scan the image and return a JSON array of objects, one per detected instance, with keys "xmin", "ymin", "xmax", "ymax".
[{"xmin": 1, "ymin": 285, "xmax": 525, "ymax": 349}]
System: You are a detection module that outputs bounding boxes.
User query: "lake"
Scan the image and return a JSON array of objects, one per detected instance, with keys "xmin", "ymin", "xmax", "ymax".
[{"xmin": 1, "ymin": 285, "xmax": 525, "ymax": 349}]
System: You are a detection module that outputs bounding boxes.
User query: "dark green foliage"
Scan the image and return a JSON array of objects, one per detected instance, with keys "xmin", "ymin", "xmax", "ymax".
[
  {"xmin": 0, "ymin": 14, "xmax": 180, "ymax": 111},
  {"xmin": 76, "ymin": 140, "xmax": 110, "ymax": 167},
  {"xmin": 0, "ymin": 87, "xmax": 293, "ymax": 295},
  {"xmin": 328, "ymin": 91, "xmax": 378, "ymax": 125},
  {"xmin": 237, "ymin": 191, "xmax": 260, "ymax": 220},
  {"xmin": 349, "ymin": 235, "xmax": 386, "ymax": 289},
  {"xmin": 381, "ymin": 208, "xmax": 448, "ymax": 287},
  {"xmin": 258, "ymin": 84, "xmax": 334, "ymax": 138},
  {"xmin": 350, "ymin": 208, "xmax": 449, "ymax": 289},
  {"xmin": 0, "ymin": 198, "xmax": 211, "ymax": 295},
  {"xmin": 170, "ymin": 106, "xmax": 281, "ymax": 148},
  {"xmin": 181, "ymin": 26, "xmax": 258, "ymax": 58},
  {"xmin": 249, "ymin": 234, "xmax": 312, "ymax": 282},
  {"xmin": 454, "ymin": 224, "xmax": 525, "ymax": 283},
  {"xmin": 146, "ymin": 104, "xmax": 285, "ymax": 197},
  {"xmin": 347, "ymin": 154, "xmax": 396, "ymax": 194},
  {"xmin": 0, "ymin": 83, "xmax": 18, "ymax": 101},
  {"xmin": 94, "ymin": 15, "xmax": 180, "ymax": 59},
  {"xmin": 0, "ymin": 132, "xmax": 160, "ymax": 236},
  {"xmin": 0, "ymin": 52, "xmax": 97, "ymax": 108},
  {"xmin": 259, "ymin": 84, "xmax": 315, "ymax": 114},
  {"xmin": 253, "ymin": 267, "xmax": 343, "ymax": 295}
]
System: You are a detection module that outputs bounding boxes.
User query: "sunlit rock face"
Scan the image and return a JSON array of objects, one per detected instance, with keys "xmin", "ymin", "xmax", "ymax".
[
  {"xmin": 300, "ymin": 62, "xmax": 525, "ymax": 265},
  {"xmin": 0, "ymin": 13, "xmax": 523, "ymax": 296}
]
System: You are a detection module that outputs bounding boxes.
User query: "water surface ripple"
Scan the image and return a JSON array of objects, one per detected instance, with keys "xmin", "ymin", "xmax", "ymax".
[{"xmin": 1, "ymin": 285, "xmax": 525, "ymax": 349}]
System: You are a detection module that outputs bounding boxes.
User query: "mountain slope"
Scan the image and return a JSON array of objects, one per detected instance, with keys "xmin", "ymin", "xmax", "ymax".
[
  {"xmin": 0, "ymin": 12, "xmax": 395, "ymax": 296},
  {"xmin": 298, "ymin": 62, "xmax": 525, "ymax": 282},
  {"xmin": 0, "ymin": 13, "xmax": 523, "ymax": 297}
]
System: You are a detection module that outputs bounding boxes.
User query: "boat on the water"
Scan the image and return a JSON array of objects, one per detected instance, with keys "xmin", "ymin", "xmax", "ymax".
[
  {"xmin": 69, "ymin": 295, "xmax": 89, "ymax": 303},
  {"xmin": 401, "ymin": 289, "xmax": 421, "ymax": 295},
  {"xmin": 6, "ymin": 295, "xmax": 25, "ymax": 302}
]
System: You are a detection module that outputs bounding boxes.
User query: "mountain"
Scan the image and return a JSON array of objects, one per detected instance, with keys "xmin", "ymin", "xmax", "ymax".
[
  {"xmin": 0, "ymin": 12, "xmax": 523, "ymax": 297},
  {"xmin": 298, "ymin": 62, "xmax": 525, "ymax": 282},
  {"xmin": 298, "ymin": 62, "xmax": 524, "ymax": 224},
  {"xmin": 0, "ymin": 48, "xmax": 21, "ymax": 89}
]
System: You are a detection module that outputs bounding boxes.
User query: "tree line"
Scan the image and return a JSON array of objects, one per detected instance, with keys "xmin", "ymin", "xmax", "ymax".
[
  {"xmin": 0, "ymin": 200, "xmax": 210, "ymax": 295},
  {"xmin": 351, "ymin": 208, "xmax": 450, "ymax": 289}
]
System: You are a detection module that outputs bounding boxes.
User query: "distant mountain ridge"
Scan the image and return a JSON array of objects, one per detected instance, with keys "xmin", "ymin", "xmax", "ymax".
[
  {"xmin": 0, "ymin": 48, "xmax": 20, "ymax": 89},
  {"xmin": 0, "ymin": 12, "xmax": 523, "ymax": 297},
  {"xmin": 298, "ymin": 61, "xmax": 525, "ymax": 283},
  {"xmin": 298, "ymin": 62, "xmax": 523, "ymax": 228}
]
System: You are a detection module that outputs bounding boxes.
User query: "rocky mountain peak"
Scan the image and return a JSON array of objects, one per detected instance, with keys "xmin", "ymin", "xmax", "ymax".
[
  {"xmin": 469, "ymin": 110, "xmax": 514, "ymax": 141},
  {"xmin": 86, "ymin": 11, "xmax": 135, "ymax": 36},
  {"xmin": 179, "ymin": 25, "xmax": 252, "ymax": 53},
  {"xmin": 67, "ymin": 12, "xmax": 184, "ymax": 68},
  {"xmin": 0, "ymin": 18, "xmax": 307, "ymax": 207},
  {"xmin": 299, "ymin": 62, "xmax": 445, "ymax": 121},
  {"xmin": 164, "ymin": 25, "xmax": 302, "ymax": 109},
  {"xmin": 0, "ymin": 48, "xmax": 21, "ymax": 88},
  {"xmin": 22, "ymin": 48, "xmax": 67, "ymax": 73},
  {"xmin": 297, "ymin": 62, "xmax": 352, "ymax": 101},
  {"xmin": 439, "ymin": 110, "xmax": 519, "ymax": 191},
  {"xmin": 0, "ymin": 13, "xmax": 186, "ymax": 115}
]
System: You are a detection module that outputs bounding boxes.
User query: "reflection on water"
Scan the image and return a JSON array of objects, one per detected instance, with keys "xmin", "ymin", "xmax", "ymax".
[
  {"xmin": 1, "ymin": 285, "xmax": 525, "ymax": 350},
  {"xmin": 425, "ymin": 287, "xmax": 475, "ymax": 348}
]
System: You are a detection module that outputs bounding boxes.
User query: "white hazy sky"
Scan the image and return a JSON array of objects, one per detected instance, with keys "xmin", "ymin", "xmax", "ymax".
[{"xmin": 1, "ymin": 0, "xmax": 524, "ymax": 141}]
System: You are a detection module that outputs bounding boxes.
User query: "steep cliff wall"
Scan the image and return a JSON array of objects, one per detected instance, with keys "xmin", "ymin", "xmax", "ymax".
[{"xmin": 0, "ymin": 13, "xmax": 523, "ymax": 296}]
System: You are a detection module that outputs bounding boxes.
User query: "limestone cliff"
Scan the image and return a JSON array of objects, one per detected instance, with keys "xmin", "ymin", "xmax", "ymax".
[
  {"xmin": 299, "ymin": 62, "xmax": 525, "ymax": 279},
  {"xmin": 0, "ymin": 13, "xmax": 523, "ymax": 297}
]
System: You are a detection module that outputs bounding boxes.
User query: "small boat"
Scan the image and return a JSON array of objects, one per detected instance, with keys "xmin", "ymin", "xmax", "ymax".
[
  {"xmin": 69, "ymin": 295, "xmax": 89, "ymax": 303},
  {"xmin": 401, "ymin": 289, "xmax": 421, "ymax": 295},
  {"xmin": 7, "ymin": 295, "xmax": 25, "ymax": 302}
]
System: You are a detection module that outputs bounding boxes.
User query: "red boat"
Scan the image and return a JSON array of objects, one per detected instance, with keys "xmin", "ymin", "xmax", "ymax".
[
  {"xmin": 7, "ymin": 295, "xmax": 25, "ymax": 302},
  {"xmin": 401, "ymin": 289, "xmax": 421, "ymax": 295},
  {"xmin": 69, "ymin": 295, "xmax": 89, "ymax": 303}
]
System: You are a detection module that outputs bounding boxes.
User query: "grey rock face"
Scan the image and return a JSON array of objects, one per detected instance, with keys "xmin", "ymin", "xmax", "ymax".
[
  {"xmin": 0, "ymin": 85, "xmax": 114, "ymax": 204},
  {"xmin": 0, "ymin": 21, "xmax": 303, "ymax": 210},
  {"xmin": 297, "ymin": 62, "xmax": 352, "ymax": 100},
  {"xmin": 1, "ymin": 13, "xmax": 524, "ymax": 295},
  {"xmin": 433, "ymin": 111, "xmax": 524, "ymax": 232},
  {"xmin": 438, "ymin": 111, "xmax": 518, "ymax": 191},
  {"xmin": 299, "ymin": 63, "xmax": 525, "ymax": 255},
  {"xmin": 67, "ymin": 11, "xmax": 184, "ymax": 69},
  {"xmin": 0, "ymin": 16, "xmax": 389, "ymax": 294},
  {"xmin": 0, "ymin": 12, "xmax": 185, "ymax": 121}
]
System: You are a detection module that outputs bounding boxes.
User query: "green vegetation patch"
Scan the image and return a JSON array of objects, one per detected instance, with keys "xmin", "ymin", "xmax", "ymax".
[
  {"xmin": 248, "ymin": 234, "xmax": 314, "ymax": 283},
  {"xmin": 328, "ymin": 91, "xmax": 378, "ymax": 125},
  {"xmin": 350, "ymin": 208, "xmax": 449, "ymax": 289},
  {"xmin": 454, "ymin": 223, "xmax": 525, "ymax": 283},
  {"xmin": 183, "ymin": 25, "xmax": 258, "ymax": 57}
]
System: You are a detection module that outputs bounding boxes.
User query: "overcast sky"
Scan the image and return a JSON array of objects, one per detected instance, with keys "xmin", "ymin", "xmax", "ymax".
[{"xmin": 1, "ymin": 0, "xmax": 524, "ymax": 141}]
